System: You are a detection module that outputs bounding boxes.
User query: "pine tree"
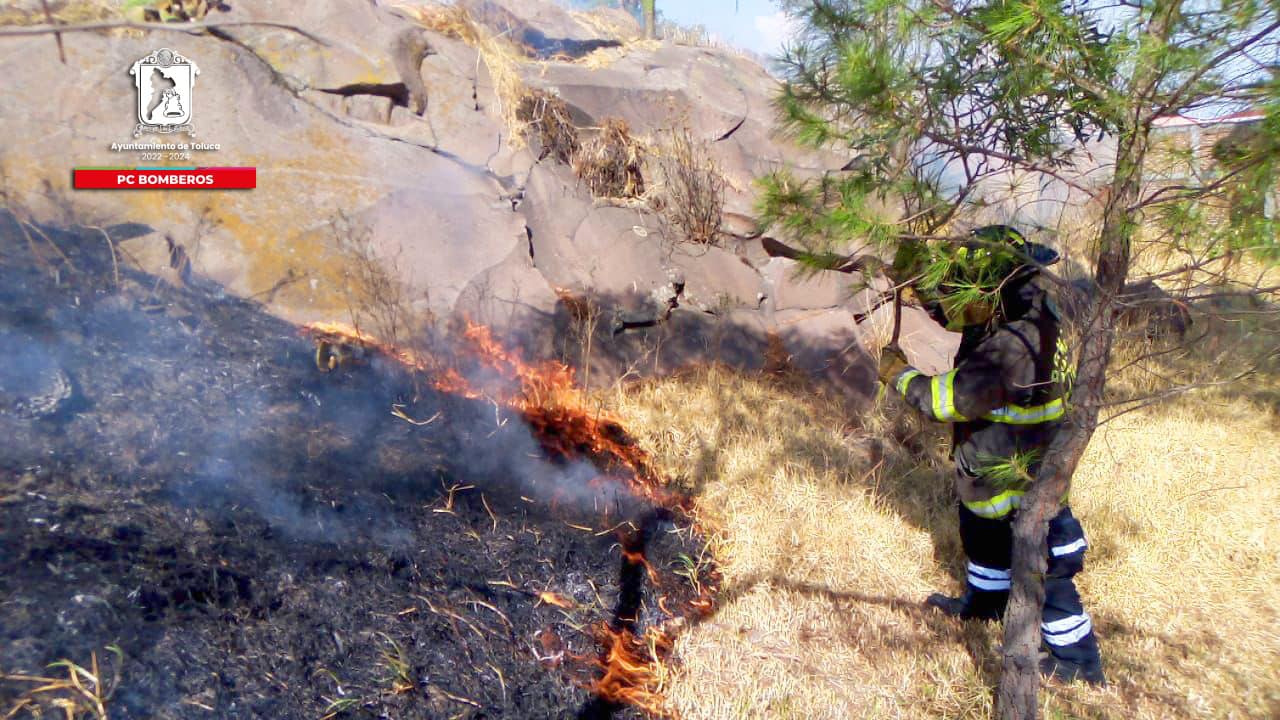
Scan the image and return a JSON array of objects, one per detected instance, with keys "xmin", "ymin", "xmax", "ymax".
[{"xmin": 762, "ymin": 1, "xmax": 1279, "ymax": 716}]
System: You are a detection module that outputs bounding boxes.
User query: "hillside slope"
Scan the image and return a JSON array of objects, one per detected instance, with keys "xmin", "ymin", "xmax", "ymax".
[
  {"xmin": 0, "ymin": 212, "xmax": 707, "ymax": 719},
  {"xmin": 0, "ymin": 0, "xmax": 953, "ymax": 399}
]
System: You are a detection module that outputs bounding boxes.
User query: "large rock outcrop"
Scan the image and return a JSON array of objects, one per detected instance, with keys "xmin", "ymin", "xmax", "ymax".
[{"xmin": 0, "ymin": 0, "xmax": 956, "ymax": 396}]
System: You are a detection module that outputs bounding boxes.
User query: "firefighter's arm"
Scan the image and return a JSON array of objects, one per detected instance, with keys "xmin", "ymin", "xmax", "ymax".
[{"xmin": 887, "ymin": 352, "xmax": 1013, "ymax": 423}]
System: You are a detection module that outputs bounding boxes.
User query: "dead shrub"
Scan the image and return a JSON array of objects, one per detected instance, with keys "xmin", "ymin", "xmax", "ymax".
[
  {"xmin": 328, "ymin": 213, "xmax": 430, "ymax": 349},
  {"xmin": 653, "ymin": 126, "xmax": 725, "ymax": 245},
  {"xmin": 517, "ymin": 90, "xmax": 580, "ymax": 164},
  {"xmin": 572, "ymin": 118, "xmax": 646, "ymax": 199},
  {"xmin": 554, "ymin": 287, "xmax": 604, "ymax": 387}
]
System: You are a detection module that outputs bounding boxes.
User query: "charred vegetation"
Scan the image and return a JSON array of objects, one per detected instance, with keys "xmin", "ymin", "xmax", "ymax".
[{"xmin": 0, "ymin": 213, "xmax": 713, "ymax": 719}]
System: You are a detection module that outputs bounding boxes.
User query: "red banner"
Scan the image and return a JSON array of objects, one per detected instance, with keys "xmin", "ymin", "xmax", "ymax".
[{"xmin": 73, "ymin": 167, "xmax": 256, "ymax": 190}]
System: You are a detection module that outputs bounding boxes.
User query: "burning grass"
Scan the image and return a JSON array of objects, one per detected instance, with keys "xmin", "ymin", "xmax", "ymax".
[
  {"xmin": 601, "ymin": 361, "xmax": 1280, "ymax": 719},
  {"xmin": 0, "ymin": 220, "xmax": 716, "ymax": 719},
  {"xmin": 586, "ymin": 625, "xmax": 673, "ymax": 712},
  {"xmin": 303, "ymin": 318, "xmax": 695, "ymax": 525},
  {"xmin": 299, "ymin": 319, "xmax": 715, "ymax": 715}
]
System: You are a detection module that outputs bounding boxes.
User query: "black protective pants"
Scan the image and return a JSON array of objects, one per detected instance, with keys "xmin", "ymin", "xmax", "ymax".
[{"xmin": 959, "ymin": 503, "xmax": 1101, "ymax": 666}]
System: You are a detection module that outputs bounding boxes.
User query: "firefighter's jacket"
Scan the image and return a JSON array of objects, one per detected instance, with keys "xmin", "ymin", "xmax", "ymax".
[{"xmin": 891, "ymin": 278, "xmax": 1070, "ymax": 520}]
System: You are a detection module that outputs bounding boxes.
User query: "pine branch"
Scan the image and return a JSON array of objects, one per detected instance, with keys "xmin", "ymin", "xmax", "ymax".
[{"xmin": 1150, "ymin": 18, "xmax": 1280, "ymax": 120}]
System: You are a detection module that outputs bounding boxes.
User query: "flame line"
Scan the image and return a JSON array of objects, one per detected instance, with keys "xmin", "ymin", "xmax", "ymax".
[{"xmin": 301, "ymin": 320, "xmax": 717, "ymax": 717}]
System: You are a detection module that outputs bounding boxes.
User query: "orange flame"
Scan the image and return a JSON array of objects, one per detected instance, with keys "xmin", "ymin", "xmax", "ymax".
[
  {"xmin": 622, "ymin": 548, "xmax": 661, "ymax": 585},
  {"xmin": 538, "ymin": 591, "xmax": 576, "ymax": 610},
  {"xmin": 301, "ymin": 320, "xmax": 716, "ymax": 717},
  {"xmin": 301, "ymin": 321, "xmax": 684, "ymax": 509},
  {"xmin": 588, "ymin": 624, "xmax": 672, "ymax": 713}
]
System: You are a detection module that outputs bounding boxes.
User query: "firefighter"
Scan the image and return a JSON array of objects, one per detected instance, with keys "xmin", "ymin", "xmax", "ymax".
[{"xmin": 877, "ymin": 225, "xmax": 1105, "ymax": 686}]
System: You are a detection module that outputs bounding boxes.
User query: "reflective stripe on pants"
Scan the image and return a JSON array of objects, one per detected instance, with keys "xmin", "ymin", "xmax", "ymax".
[{"xmin": 957, "ymin": 503, "xmax": 1100, "ymax": 665}]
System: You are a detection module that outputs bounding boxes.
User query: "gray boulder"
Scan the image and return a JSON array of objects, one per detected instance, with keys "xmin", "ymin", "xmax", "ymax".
[
  {"xmin": 0, "ymin": 0, "xmax": 895, "ymax": 400},
  {"xmin": 1064, "ymin": 279, "xmax": 1191, "ymax": 340}
]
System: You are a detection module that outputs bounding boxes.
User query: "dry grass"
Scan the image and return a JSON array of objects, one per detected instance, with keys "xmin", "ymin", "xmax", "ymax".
[
  {"xmin": 568, "ymin": 9, "xmax": 638, "ymax": 43},
  {"xmin": 393, "ymin": 2, "xmax": 531, "ymax": 146},
  {"xmin": 0, "ymin": 0, "xmax": 119, "ymax": 25},
  {"xmin": 1067, "ymin": 402, "xmax": 1280, "ymax": 718},
  {"xmin": 573, "ymin": 118, "xmax": 646, "ymax": 199},
  {"xmin": 602, "ymin": 367, "xmax": 987, "ymax": 718},
  {"xmin": 576, "ymin": 35, "xmax": 665, "ymax": 70},
  {"xmin": 2, "ymin": 646, "xmax": 123, "ymax": 719},
  {"xmin": 516, "ymin": 89, "xmax": 579, "ymax": 164},
  {"xmin": 600, "ymin": 336, "xmax": 1280, "ymax": 718},
  {"xmin": 651, "ymin": 126, "xmax": 727, "ymax": 245},
  {"xmin": 575, "ymin": 37, "xmax": 663, "ymax": 70}
]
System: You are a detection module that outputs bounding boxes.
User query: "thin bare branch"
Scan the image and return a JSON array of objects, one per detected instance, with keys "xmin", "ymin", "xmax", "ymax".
[
  {"xmin": 921, "ymin": 132, "xmax": 1095, "ymax": 194},
  {"xmin": 1099, "ymin": 379, "xmax": 1247, "ymax": 424},
  {"xmin": 1100, "ymin": 351, "xmax": 1278, "ymax": 424},
  {"xmin": 1151, "ymin": 18, "xmax": 1280, "ymax": 120},
  {"xmin": 38, "ymin": 0, "xmax": 65, "ymax": 64},
  {"xmin": 1135, "ymin": 247, "xmax": 1279, "ymax": 284},
  {"xmin": 1135, "ymin": 156, "xmax": 1267, "ymax": 210},
  {"xmin": 1182, "ymin": 285, "xmax": 1280, "ymax": 302},
  {"xmin": 1111, "ymin": 330, "xmax": 1208, "ymax": 374}
]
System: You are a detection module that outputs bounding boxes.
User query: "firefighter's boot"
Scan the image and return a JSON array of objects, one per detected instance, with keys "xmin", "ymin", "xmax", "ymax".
[
  {"xmin": 1040, "ymin": 654, "xmax": 1106, "ymax": 687},
  {"xmin": 926, "ymin": 589, "xmax": 1006, "ymax": 621}
]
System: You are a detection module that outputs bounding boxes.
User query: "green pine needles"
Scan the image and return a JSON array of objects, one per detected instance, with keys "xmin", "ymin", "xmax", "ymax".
[{"xmin": 760, "ymin": 0, "xmax": 1279, "ymax": 318}]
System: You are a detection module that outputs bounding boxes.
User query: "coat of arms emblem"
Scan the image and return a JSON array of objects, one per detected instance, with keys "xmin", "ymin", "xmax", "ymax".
[{"xmin": 130, "ymin": 48, "xmax": 199, "ymax": 137}]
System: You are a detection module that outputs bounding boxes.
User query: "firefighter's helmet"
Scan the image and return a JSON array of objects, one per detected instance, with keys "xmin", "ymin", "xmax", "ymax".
[{"xmin": 920, "ymin": 225, "xmax": 1059, "ymax": 329}]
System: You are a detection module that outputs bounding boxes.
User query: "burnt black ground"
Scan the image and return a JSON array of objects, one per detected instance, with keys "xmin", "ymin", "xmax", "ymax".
[{"xmin": 0, "ymin": 214, "xmax": 705, "ymax": 719}]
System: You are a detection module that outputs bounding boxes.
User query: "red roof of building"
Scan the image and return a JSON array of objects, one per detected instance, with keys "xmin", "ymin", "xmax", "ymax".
[
  {"xmin": 1213, "ymin": 109, "xmax": 1266, "ymax": 123},
  {"xmin": 1153, "ymin": 114, "xmax": 1198, "ymax": 128},
  {"xmin": 1154, "ymin": 108, "xmax": 1265, "ymax": 129}
]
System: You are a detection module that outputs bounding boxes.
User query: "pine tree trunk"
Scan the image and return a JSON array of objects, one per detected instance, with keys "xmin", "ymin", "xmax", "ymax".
[
  {"xmin": 994, "ymin": 13, "xmax": 1176, "ymax": 711},
  {"xmin": 642, "ymin": 0, "xmax": 656, "ymax": 40},
  {"xmin": 995, "ymin": 0, "xmax": 1182, "ymax": 710},
  {"xmin": 994, "ymin": 341, "xmax": 1112, "ymax": 718},
  {"xmin": 995, "ymin": 158, "xmax": 1136, "ymax": 719}
]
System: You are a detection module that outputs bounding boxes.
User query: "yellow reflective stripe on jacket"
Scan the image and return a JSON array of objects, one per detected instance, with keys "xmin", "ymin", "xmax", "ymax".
[
  {"xmin": 931, "ymin": 370, "xmax": 968, "ymax": 421},
  {"xmin": 895, "ymin": 369, "xmax": 922, "ymax": 396},
  {"xmin": 964, "ymin": 489, "xmax": 1025, "ymax": 519},
  {"xmin": 982, "ymin": 397, "xmax": 1066, "ymax": 425}
]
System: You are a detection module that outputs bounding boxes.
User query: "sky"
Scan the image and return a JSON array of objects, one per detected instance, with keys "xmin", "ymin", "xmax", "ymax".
[{"xmin": 655, "ymin": 0, "xmax": 798, "ymax": 58}]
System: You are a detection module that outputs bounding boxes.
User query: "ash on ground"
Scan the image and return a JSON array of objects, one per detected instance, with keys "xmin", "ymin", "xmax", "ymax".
[{"xmin": 0, "ymin": 214, "xmax": 708, "ymax": 719}]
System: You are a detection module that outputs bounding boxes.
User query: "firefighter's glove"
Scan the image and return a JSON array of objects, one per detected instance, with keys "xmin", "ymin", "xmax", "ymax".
[{"xmin": 877, "ymin": 346, "xmax": 910, "ymax": 386}]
